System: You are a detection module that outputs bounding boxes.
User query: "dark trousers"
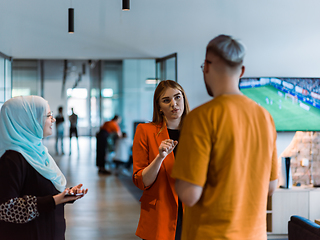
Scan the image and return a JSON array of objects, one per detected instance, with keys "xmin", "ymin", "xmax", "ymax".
[
  {"xmin": 69, "ymin": 127, "xmax": 78, "ymax": 138},
  {"xmin": 96, "ymin": 130, "xmax": 109, "ymax": 168}
]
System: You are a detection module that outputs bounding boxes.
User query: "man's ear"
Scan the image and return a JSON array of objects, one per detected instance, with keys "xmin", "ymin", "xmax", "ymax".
[{"xmin": 239, "ymin": 65, "xmax": 245, "ymax": 78}]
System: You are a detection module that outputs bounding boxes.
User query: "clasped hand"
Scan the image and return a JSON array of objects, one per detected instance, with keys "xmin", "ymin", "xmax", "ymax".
[
  {"xmin": 159, "ymin": 139, "xmax": 178, "ymax": 159},
  {"xmin": 53, "ymin": 184, "xmax": 88, "ymax": 205}
]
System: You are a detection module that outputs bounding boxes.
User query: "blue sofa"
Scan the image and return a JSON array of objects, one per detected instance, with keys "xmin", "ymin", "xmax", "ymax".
[{"xmin": 288, "ymin": 215, "xmax": 320, "ymax": 240}]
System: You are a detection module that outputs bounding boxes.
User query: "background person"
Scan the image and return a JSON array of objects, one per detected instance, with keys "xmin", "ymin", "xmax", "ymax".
[
  {"xmin": 172, "ymin": 35, "xmax": 279, "ymax": 240},
  {"xmin": 0, "ymin": 95, "xmax": 88, "ymax": 240},
  {"xmin": 96, "ymin": 115, "xmax": 122, "ymax": 174},
  {"xmin": 68, "ymin": 107, "xmax": 79, "ymax": 155},
  {"xmin": 132, "ymin": 80, "xmax": 190, "ymax": 240},
  {"xmin": 55, "ymin": 106, "xmax": 65, "ymax": 155}
]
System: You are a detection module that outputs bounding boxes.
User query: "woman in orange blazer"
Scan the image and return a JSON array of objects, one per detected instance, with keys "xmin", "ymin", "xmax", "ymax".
[{"xmin": 133, "ymin": 80, "xmax": 190, "ymax": 240}]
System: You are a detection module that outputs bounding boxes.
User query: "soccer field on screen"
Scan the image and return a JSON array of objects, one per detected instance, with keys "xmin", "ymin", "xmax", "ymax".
[{"xmin": 240, "ymin": 85, "xmax": 320, "ymax": 131}]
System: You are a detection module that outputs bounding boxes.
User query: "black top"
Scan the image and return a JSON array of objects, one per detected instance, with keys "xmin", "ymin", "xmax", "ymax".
[
  {"xmin": 0, "ymin": 150, "xmax": 66, "ymax": 240},
  {"xmin": 55, "ymin": 114, "xmax": 65, "ymax": 126},
  {"xmin": 167, "ymin": 128, "xmax": 182, "ymax": 240},
  {"xmin": 167, "ymin": 128, "xmax": 180, "ymax": 155}
]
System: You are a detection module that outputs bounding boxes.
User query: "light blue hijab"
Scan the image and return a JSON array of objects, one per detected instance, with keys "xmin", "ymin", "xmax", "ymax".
[{"xmin": 0, "ymin": 95, "xmax": 66, "ymax": 192}]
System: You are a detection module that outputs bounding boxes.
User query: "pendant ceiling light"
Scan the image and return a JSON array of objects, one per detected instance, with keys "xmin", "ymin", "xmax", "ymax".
[
  {"xmin": 122, "ymin": 0, "xmax": 130, "ymax": 11},
  {"xmin": 68, "ymin": 8, "xmax": 74, "ymax": 33}
]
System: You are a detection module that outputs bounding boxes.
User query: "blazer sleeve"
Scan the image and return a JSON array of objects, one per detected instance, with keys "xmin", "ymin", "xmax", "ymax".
[{"xmin": 132, "ymin": 124, "xmax": 153, "ymax": 190}]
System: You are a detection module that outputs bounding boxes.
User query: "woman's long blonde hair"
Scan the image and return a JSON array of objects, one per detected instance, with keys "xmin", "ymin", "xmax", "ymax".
[{"xmin": 152, "ymin": 80, "xmax": 190, "ymax": 132}]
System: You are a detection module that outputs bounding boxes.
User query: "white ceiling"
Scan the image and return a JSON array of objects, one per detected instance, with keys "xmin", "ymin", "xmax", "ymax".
[
  {"xmin": 3, "ymin": 0, "xmax": 320, "ymax": 111},
  {"xmin": 2, "ymin": 0, "xmax": 215, "ymax": 59},
  {"xmin": 1, "ymin": 0, "xmax": 320, "ymax": 70}
]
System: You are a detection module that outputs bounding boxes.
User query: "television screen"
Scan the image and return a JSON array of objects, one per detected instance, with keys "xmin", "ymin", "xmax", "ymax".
[{"xmin": 239, "ymin": 77, "xmax": 320, "ymax": 131}]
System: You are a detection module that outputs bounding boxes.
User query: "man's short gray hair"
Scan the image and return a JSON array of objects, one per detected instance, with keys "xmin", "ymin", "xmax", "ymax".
[{"xmin": 206, "ymin": 35, "xmax": 246, "ymax": 67}]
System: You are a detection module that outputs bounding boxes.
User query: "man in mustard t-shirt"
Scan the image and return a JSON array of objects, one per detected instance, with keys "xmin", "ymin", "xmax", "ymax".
[{"xmin": 172, "ymin": 35, "xmax": 279, "ymax": 240}]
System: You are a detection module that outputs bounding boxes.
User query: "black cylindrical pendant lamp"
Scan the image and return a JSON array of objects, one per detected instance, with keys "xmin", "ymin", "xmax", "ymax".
[
  {"xmin": 122, "ymin": 0, "xmax": 130, "ymax": 11},
  {"xmin": 68, "ymin": 8, "xmax": 74, "ymax": 33}
]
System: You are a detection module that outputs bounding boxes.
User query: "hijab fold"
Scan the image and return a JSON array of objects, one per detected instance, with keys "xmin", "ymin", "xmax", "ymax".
[{"xmin": 0, "ymin": 96, "xmax": 66, "ymax": 192}]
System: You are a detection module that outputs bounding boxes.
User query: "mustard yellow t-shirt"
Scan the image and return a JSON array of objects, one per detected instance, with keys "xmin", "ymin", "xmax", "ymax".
[{"xmin": 172, "ymin": 94, "xmax": 278, "ymax": 240}]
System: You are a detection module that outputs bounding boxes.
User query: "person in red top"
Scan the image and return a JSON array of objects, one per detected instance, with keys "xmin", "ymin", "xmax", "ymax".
[
  {"xmin": 101, "ymin": 116, "xmax": 122, "ymax": 135},
  {"xmin": 96, "ymin": 115, "xmax": 122, "ymax": 174}
]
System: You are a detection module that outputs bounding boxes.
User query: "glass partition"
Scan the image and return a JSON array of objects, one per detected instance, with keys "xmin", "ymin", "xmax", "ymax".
[
  {"xmin": 122, "ymin": 59, "xmax": 156, "ymax": 140},
  {"xmin": 8, "ymin": 58, "xmax": 165, "ymax": 139},
  {"xmin": 101, "ymin": 61, "xmax": 123, "ymax": 124},
  {"xmin": 12, "ymin": 60, "xmax": 39, "ymax": 97},
  {"xmin": 5, "ymin": 59, "xmax": 12, "ymax": 100},
  {"xmin": 0, "ymin": 53, "xmax": 12, "ymax": 109},
  {"xmin": 89, "ymin": 60, "xmax": 101, "ymax": 135},
  {"xmin": 0, "ymin": 58, "xmax": 5, "ymax": 103},
  {"xmin": 156, "ymin": 53, "xmax": 177, "ymax": 82}
]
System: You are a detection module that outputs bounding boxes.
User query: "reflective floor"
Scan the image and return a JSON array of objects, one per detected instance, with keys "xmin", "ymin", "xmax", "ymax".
[
  {"xmin": 44, "ymin": 136, "xmax": 141, "ymax": 240},
  {"xmin": 44, "ymin": 136, "xmax": 287, "ymax": 240}
]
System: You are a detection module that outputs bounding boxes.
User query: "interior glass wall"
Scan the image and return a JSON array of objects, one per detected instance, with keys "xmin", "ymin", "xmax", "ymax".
[
  {"xmin": 44, "ymin": 60, "xmax": 90, "ymax": 136},
  {"xmin": 101, "ymin": 61, "xmax": 123, "ymax": 126},
  {"xmin": 5, "ymin": 60, "xmax": 12, "ymax": 101},
  {"xmin": 10, "ymin": 58, "xmax": 161, "ymax": 139},
  {"xmin": 12, "ymin": 60, "xmax": 39, "ymax": 97},
  {"xmin": 0, "ymin": 53, "xmax": 12, "ymax": 109},
  {"xmin": 12, "ymin": 59, "xmax": 92, "ymax": 136},
  {"xmin": 156, "ymin": 53, "xmax": 177, "ymax": 82},
  {"xmin": 67, "ymin": 88, "xmax": 88, "ymax": 128},
  {"xmin": 90, "ymin": 60, "xmax": 101, "ymax": 136},
  {"xmin": 0, "ymin": 58, "xmax": 5, "ymax": 104},
  {"xmin": 122, "ymin": 59, "xmax": 156, "ymax": 140}
]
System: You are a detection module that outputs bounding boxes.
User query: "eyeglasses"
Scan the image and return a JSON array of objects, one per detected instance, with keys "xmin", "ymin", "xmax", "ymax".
[
  {"xmin": 200, "ymin": 59, "xmax": 212, "ymax": 71},
  {"xmin": 45, "ymin": 111, "xmax": 53, "ymax": 118}
]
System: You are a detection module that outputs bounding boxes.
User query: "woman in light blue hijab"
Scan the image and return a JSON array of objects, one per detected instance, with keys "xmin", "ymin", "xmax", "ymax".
[{"xmin": 0, "ymin": 95, "xmax": 88, "ymax": 240}]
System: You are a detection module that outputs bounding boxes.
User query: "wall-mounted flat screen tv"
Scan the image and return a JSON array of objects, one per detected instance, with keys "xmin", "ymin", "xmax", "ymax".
[{"xmin": 239, "ymin": 77, "xmax": 320, "ymax": 131}]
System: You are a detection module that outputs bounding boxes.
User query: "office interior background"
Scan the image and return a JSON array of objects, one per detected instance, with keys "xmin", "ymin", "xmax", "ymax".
[
  {"xmin": 1, "ymin": 0, "xmax": 320, "ymax": 239},
  {"xmin": 1, "ymin": 0, "xmax": 320, "ymax": 144},
  {"xmin": 2, "ymin": 0, "xmax": 319, "ymax": 147}
]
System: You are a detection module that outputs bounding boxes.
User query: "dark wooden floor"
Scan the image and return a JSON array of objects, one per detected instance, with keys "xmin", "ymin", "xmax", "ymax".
[{"xmin": 44, "ymin": 136, "xmax": 287, "ymax": 240}]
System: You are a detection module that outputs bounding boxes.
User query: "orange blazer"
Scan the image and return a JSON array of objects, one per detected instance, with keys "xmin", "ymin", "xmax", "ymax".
[{"xmin": 132, "ymin": 122, "xmax": 179, "ymax": 240}]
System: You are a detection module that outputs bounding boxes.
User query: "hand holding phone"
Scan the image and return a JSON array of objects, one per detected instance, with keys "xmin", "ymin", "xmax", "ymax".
[
  {"xmin": 54, "ymin": 184, "xmax": 88, "ymax": 205},
  {"xmin": 65, "ymin": 184, "xmax": 88, "ymax": 198},
  {"xmin": 65, "ymin": 192, "xmax": 84, "ymax": 197}
]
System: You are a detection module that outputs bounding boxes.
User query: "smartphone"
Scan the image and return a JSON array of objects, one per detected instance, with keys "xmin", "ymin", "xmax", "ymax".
[{"xmin": 65, "ymin": 192, "xmax": 84, "ymax": 197}]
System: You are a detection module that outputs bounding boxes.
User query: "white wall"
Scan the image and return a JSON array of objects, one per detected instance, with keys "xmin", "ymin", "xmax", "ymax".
[
  {"xmin": 160, "ymin": 1, "xmax": 320, "ymax": 154},
  {"xmin": 277, "ymin": 132, "xmax": 296, "ymax": 157},
  {"xmin": 155, "ymin": 1, "xmax": 320, "ymax": 110}
]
